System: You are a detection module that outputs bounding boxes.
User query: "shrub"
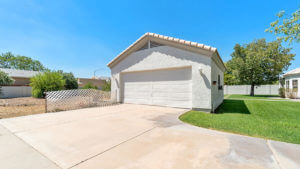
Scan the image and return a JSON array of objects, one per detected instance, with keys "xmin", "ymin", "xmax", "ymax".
[
  {"xmin": 82, "ymin": 82, "xmax": 98, "ymax": 89},
  {"xmin": 279, "ymin": 87, "xmax": 285, "ymax": 98},
  {"xmin": 102, "ymin": 80, "xmax": 111, "ymax": 91},
  {"xmin": 285, "ymin": 89, "xmax": 297, "ymax": 99},
  {"xmin": 30, "ymin": 71, "xmax": 65, "ymax": 98}
]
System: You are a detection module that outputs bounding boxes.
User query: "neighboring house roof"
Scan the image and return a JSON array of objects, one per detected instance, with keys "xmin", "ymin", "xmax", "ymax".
[
  {"xmin": 99, "ymin": 76, "xmax": 110, "ymax": 81},
  {"xmin": 0, "ymin": 68, "xmax": 40, "ymax": 78},
  {"xmin": 283, "ymin": 67, "xmax": 300, "ymax": 77},
  {"xmin": 91, "ymin": 76, "xmax": 110, "ymax": 81},
  {"xmin": 107, "ymin": 32, "xmax": 225, "ymax": 70}
]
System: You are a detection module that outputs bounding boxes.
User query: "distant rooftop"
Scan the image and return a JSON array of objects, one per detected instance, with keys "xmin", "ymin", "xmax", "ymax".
[
  {"xmin": 0, "ymin": 68, "xmax": 40, "ymax": 78},
  {"xmin": 284, "ymin": 67, "xmax": 300, "ymax": 77}
]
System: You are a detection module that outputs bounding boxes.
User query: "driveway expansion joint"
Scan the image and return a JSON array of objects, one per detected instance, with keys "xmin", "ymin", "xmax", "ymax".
[
  {"xmin": 69, "ymin": 126, "xmax": 157, "ymax": 169},
  {"xmin": 0, "ymin": 123, "xmax": 62, "ymax": 169},
  {"xmin": 266, "ymin": 140, "xmax": 282, "ymax": 169}
]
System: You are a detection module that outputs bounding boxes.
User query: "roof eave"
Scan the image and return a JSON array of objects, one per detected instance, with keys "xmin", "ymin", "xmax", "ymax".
[{"xmin": 107, "ymin": 33, "xmax": 225, "ymax": 69}]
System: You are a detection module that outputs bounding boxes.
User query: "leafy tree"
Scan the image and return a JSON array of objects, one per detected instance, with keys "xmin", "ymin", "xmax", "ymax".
[
  {"xmin": 57, "ymin": 71, "xmax": 78, "ymax": 89},
  {"xmin": 0, "ymin": 71, "xmax": 14, "ymax": 95},
  {"xmin": 0, "ymin": 52, "xmax": 47, "ymax": 71},
  {"xmin": 266, "ymin": 6, "xmax": 300, "ymax": 44},
  {"xmin": 102, "ymin": 80, "xmax": 111, "ymax": 91},
  {"xmin": 30, "ymin": 72, "xmax": 65, "ymax": 98},
  {"xmin": 82, "ymin": 82, "xmax": 98, "ymax": 89},
  {"xmin": 226, "ymin": 39, "xmax": 294, "ymax": 96},
  {"xmin": 0, "ymin": 71, "xmax": 14, "ymax": 86}
]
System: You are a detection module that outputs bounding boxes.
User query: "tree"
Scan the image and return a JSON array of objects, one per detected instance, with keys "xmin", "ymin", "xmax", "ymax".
[
  {"xmin": 102, "ymin": 80, "xmax": 111, "ymax": 91},
  {"xmin": 0, "ymin": 52, "xmax": 47, "ymax": 71},
  {"xmin": 30, "ymin": 72, "xmax": 65, "ymax": 98},
  {"xmin": 226, "ymin": 39, "xmax": 294, "ymax": 96},
  {"xmin": 0, "ymin": 71, "xmax": 14, "ymax": 86},
  {"xmin": 0, "ymin": 71, "xmax": 14, "ymax": 94},
  {"xmin": 266, "ymin": 6, "xmax": 300, "ymax": 44},
  {"xmin": 224, "ymin": 44, "xmax": 246, "ymax": 85},
  {"xmin": 57, "ymin": 71, "xmax": 78, "ymax": 89}
]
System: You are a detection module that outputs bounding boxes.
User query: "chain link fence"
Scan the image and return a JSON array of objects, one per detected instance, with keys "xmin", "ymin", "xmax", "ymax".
[{"xmin": 45, "ymin": 89, "xmax": 117, "ymax": 112}]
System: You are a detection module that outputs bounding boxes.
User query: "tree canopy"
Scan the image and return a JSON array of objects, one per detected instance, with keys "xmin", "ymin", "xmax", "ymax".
[
  {"xmin": 266, "ymin": 6, "xmax": 300, "ymax": 44},
  {"xmin": 0, "ymin": 52, "xmax": 47, "ymax": 71},
  {"xmin": 225, "ymin": 39, "xmax": 295, "ymax": 95},
  {"xmin": 57, "ymin": 70, "xmax": 78, "ymax": 89},
  {"xmin": 0, "ymin": 71, "xmax": 15, "ymax": 95}
]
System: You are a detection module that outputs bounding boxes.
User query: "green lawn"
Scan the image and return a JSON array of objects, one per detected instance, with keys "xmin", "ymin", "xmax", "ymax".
[
  {"xmin": 227, "ymin": 94, "xmax": 280, "ymax": 100},
  {"xmin": 180, "ymin": 99, "xmax": 300, "ymax": 144}
]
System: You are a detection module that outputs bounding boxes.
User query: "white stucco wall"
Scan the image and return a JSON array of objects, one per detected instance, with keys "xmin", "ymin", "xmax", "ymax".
[
  {"xmin": 110, "ymin": 45, "xmax": 214, "ymax": 110},
  {"xmin": 211, "ymin": 60, "xmax": 224, "ymax": 111},
  {"xmin": 285, "ymin": 74, "xmax": 300, "ymax": 98}
]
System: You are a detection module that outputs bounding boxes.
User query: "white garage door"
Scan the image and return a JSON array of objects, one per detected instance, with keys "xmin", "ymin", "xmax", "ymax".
[{"xmin": 121, "ymin": 67, "xmax": 192, "ymax": 108}]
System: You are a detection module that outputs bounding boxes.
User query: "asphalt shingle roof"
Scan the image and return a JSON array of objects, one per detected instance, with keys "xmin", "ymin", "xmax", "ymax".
[
  {"xmin": 0, "ymin": 68, "xmax": 40, "ymax": 78},
  {"xmin": 107, "ymin": 32, "xmax": 223, "ymax": 68},
  {"xmin": 284, "ymin": 67, "xmax": 300, "ymax": 77}
]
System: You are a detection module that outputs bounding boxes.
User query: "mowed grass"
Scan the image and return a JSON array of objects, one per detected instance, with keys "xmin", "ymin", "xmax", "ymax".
[
  {"xmin": 179, "ymin": 99, "xmax": 300, "ymax": 144},
  {"xmin": 227, "ymin": 94, "xmax": 280, "ymax": 100}
]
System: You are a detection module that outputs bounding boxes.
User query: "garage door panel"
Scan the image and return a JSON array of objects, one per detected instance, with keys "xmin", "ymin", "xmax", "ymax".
[
  {"xmin": 121, "ymin": 68, "xmax": 192, "ymax": 108},
  {"xmin": 152, "ymin": 92, "xmax": 191, "ymax": 99},
  {"xmin": 152, "ymin": 84, "xmax": 191, "ymax": 92}
]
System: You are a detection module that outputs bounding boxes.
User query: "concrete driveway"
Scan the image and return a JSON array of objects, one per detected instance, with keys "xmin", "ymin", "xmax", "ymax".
[{"xmin": 0, "ymin": 104, "xmax": 299, "ymax": 169}]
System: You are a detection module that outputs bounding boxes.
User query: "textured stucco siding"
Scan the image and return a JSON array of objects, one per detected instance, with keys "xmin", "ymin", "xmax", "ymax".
[
  {"xmin": 285, "ymin": 75, "xmax": 300, "ymax": 98},
  {"xmin": 110, "ymin": 45, "xmax": 212, "ymax": 110},
  {"xmin": 211, "ymin": 59, "xmax": 224, "ymax": 111}
]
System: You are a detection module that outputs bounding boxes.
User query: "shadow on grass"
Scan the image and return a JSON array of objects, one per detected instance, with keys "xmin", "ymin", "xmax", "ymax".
[
  {"xmin": 216, "ymin": 99, "xmax": 250, "ymax": 114},
  {"xmin": 238, "ymin": 95, "xmax": 279, "ymax": 98}
]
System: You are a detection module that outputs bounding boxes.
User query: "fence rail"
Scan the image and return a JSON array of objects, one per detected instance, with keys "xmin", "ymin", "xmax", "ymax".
[{"xmin": 45, "ymin": 89, "xmax": 117, "ymax": 112}]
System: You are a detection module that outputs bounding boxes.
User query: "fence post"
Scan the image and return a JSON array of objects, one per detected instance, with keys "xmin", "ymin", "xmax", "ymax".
[{"xmin": 45, "ymin": 92, "xmax": 47, "ymax": 113}]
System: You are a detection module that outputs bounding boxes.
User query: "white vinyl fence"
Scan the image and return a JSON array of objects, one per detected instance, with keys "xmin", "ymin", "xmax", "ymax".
[
  {"xmin": 45, "ymin": 89, "xmax": 117, "ymax": 112},
  {"xmin": 224, "ymin": 85, "xmax": 279, "ymax": 95},
  {"xmin": 0, "ymin": 86, "xmax": 32, "ymax": 98}
]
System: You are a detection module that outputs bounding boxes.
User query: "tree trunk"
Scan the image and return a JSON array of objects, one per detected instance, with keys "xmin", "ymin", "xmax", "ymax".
[{"xmin": 250, "ymin": 84, "xmax": 255, "ymax": 96}]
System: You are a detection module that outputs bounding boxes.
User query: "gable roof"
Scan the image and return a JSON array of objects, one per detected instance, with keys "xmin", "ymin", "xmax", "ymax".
[
  {"xmin": 107, "ymin": 32, "xmax": 225, "ymax": 70},
  {"xmin": 0, "ymin": 68, "xmax": 40, "ymax": 78},
  {"xmin": 283, "ymin": 67, "xmax": 300, "ymax": 77}
]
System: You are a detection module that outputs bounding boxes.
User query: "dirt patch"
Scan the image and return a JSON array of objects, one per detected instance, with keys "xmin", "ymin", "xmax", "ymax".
[{"xmin": 0, "ymin": 97, "xmax": 45, "ymax": 119}]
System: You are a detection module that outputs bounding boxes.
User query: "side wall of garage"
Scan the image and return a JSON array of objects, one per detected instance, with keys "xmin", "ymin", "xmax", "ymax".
[
  {"xmin": 110, "ymin": 45, "xmax": 213, "ymax": 110},
  {"xmin": 211, "ymin": 58, "xmax": 224, "ymax": 111}
]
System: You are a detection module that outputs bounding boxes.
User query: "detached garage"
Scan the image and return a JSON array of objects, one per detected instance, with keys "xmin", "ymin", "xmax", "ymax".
[{"xmin": 108, "ymin": 33, "xmax": 225, "ymax": 112}]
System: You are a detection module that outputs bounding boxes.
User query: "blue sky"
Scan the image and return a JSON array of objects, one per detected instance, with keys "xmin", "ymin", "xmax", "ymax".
[{"xmin": 0, "ymin": 0, "xmax": 299, "ymax": 78}]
